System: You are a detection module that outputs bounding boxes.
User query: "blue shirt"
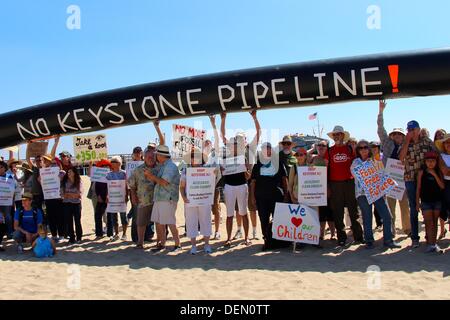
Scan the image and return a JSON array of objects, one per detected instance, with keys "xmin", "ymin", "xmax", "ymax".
[
  {"xmin": 153, "ymin": 159, "xmax": 180, "ymax": 202},
  {"xmin": 33, "ymin": 237, "xmax": 54, "ymax": 258},
  {"xmin": 14, "ymin": 208, "xmax": 43, "ymax": 233},
  {"xmin": 106, "ymin": 170, "xmax": 127, "ymax": 181}
]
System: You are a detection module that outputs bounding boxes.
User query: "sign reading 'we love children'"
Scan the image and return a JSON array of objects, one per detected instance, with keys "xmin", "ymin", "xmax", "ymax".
[{"xmin": 272, "ymin": 203, "xmax": 320, "ymax": 245}]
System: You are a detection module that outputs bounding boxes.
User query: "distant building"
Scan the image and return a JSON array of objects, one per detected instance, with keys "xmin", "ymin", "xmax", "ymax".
[{"xmin": 290, "ymin": 133, "xmax": 326, "ymax": 150}]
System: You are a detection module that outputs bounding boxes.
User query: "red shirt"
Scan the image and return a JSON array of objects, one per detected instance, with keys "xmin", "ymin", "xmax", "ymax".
[{"xmin": 328, "ymin": 145, "xmax": 355, "ymax": 181}]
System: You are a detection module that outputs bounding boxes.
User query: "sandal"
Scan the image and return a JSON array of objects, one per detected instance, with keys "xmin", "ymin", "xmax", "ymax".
[
  {"xmin": 135, "ymin": 244, "xmax": 144, "ymax": 249},
  {"xmin": 243, "ymin": 239, "xmax": 252, "ymax": 246},
  {"xmin": 223, "ymin": 240, "xmax": 232, "ymax": 248}
]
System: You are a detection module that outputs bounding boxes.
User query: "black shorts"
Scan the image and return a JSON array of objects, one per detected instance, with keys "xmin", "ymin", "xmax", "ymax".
[{"xmin": 319, "ymin": 205, "xmax": 334, "ymax": 222}]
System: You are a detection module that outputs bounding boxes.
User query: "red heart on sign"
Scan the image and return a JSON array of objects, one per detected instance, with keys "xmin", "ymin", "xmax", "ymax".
[{"xmin": 291, "ymin": 217, "xmax": 303, "ymax": 228}]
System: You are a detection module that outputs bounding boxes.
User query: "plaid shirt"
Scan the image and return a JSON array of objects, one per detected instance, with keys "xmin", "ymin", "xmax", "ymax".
[{"xmin": 402, "ymin": 137, "xmax": 436, "ymax": 182}]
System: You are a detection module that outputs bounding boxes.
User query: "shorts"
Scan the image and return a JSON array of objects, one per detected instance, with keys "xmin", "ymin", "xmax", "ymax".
[
  {"xmin": 224, "ymin": 184, "xmax": 248, "ymax": 217},
  {"xmin": 151, "ymin": 201, "xmax": 177, "ymax": 225},
  {"xmin": 185, "ymin": 205, "xmax": 212, "ymax": 238},
  {"xmin": 234, "ymin": 193, "xmax": 257, "ymax": 212},
  {"xmin": 319, "ymin": 205, "xmax": 334, "ymax": 222},
  {"xmin": 137, "ymin": 205, "xmax": 153, "ymax": 227},
  {"xmin": 421, "ymin": 201, "xmax": 442, "ymax": 212}
]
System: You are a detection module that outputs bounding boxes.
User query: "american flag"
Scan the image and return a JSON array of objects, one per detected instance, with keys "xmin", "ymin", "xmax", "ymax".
[{"xmin": 308, "ymin": 112, "xmax": 318, "ymax": 120}]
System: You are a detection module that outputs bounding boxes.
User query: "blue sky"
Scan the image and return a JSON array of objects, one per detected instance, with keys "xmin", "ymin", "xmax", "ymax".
[{"xmin": 1, "ymin": 0, "xmax": 449, "ymax": 158}]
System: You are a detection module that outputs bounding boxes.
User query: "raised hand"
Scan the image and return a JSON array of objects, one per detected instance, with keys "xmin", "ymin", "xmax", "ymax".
[{"xmin": 379, "ymin": 99, "xmax": 387, "ymax": 113}]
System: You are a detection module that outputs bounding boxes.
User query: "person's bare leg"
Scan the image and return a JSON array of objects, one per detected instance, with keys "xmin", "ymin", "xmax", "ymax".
[
  {"xmin": 122, "ymin": 223, "xmax": 128, "ymax": 237},
  {"xmin": 438, "ymin": 217, "xmax": 446, "ymax": 239},
  {"xmin": 432, "ymin": 211, "xmax": 440, "ymax": 246},
  {"xmin": 157, "ymin": 223, "xmax": 166, "ymax": 247},
  {"xmin": 226, "ymin": 216, "xmax": 233, "ymax": 245},
  {"xmin": 242, "ymin": 214, "xmax": 250, "ymax": 244},
  {"xmin": 250, "ymin": 210, "xmax": 257, "ymax": 238},
  {"xmin": 204, "ymin": 236, "xmax": 210, "ymax": 246},
  {"xmin": 424, "ymin": 212, "xmax": 433, "ymax": 245},
  {"xmin": 168, "ymin": 224, "xmax": 180, "ymax": 247},
  {"xmin": 236, "ymin": 213, "xmax": 242, "ymax": 228},
  {"xmin": 320, "ymin": 222, "xmax": 326, "ymax": 239}
]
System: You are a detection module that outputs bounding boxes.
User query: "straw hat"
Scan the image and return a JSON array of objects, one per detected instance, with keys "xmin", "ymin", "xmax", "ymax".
[
  {"xmin": 327, "ymin": 126, "xmax": 350, "ymax": 142},
  {"xmin": 7, "ymin": 158, "xmax": 21, "ymax": 167},
  {"xmin": 41, "ymin": 154, "xmax": 53, "ymax": 162},
  {"xmin": 279, "ymin": 135, "xmax": 293, "ymax": 144},
  {"xmin": 156, "ymin": 145, "xmax": 171, "ymax": 158},
  {"xmin": 435, "ymin": 134, "xmax": 450, "ymax": 152},
  {"xmin": 17, "ymin": 162, "xmax": 33, "ymax": 173}
]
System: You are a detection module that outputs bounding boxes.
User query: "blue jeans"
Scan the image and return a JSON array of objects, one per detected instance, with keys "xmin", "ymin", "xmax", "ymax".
[
  {"xmin": 357, "ymin": 196, "xmax": 393, "ymax": 244},
  {"xmin": 106, "ymin": 212, "xmax": 128, "ymax": 237},
  {"xmin": 405, "ymin": 181, "xmax": 420, "ymax": 241},
  {"xmin": 0, "ymin": 206, "xmax": 13, "ymax": 238}
]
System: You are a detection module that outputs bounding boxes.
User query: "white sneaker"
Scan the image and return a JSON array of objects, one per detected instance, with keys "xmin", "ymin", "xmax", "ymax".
[
  {"xmin": 121, "ymin": 235, "xmax": 127, "ymax": 241},
  {"xmin": 204, "ymin": 245, "xmax": 213, "ymax": 254},
  {"xmin": 252, "ymin": 229, "xmax": 258, "ymax": 240},
  {"xmin": 233, "ymin": 229, "xmax": 243, "ymax": 240},
  {"xmin": 213, "ymin": 232, "xmax": 221, "ymax": 240},
  {"xmin": 189, "ymin": 246, "xmax": 197, "ymax": 255}
]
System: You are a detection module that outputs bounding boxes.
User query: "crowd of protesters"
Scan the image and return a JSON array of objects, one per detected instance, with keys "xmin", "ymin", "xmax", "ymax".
[{"xmin": 0, "ymin": 99, "xmax": 449, "ymax": 256}]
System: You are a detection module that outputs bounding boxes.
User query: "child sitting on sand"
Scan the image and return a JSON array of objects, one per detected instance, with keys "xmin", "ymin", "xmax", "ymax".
[{"xmin": 32, "ymin": 225, "xmax": 56, "ymax": 258}]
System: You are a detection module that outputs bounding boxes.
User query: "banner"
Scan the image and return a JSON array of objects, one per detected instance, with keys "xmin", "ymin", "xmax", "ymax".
[
  {"xmin": 126, "ymin": 161, "xmax": 144, "ymax": 178},
  {"xmin": 297, "ymin": 166, "xmax": 327, "ymax": 206},
  {"xmin": 40, "ymin": 167, "xmax": 61, "ymax": 200},
  {"xmin": 384, "ymin": 158, "xmax": 406, "ymax": 200},
  {"xmin": 0, "ymin": 176, "xmax": 15, "ymax": 206},
  {"xmin": 2, "ymin": 48, "xmax": 450, "ymax": 149},
  {"xmin": 272, "ymin": 202, "xmax": 320, "ymax": 245},
  {"xmin": 26, "ymin": 141, "xmax": 49, "ymax": 158},
  {"xmin": 73, "ymin": 134, "xmax": 108, "ymax": 164},
  {"xmin": 220, "ymin": 155, "xmax": 247, "ymax": 176},
  {"xmin": 90, "ymin": 167, "xmax": 110, "ymax": 183},
  {"xmin": 172, "ymin": 124, "xmax": 206, "ymax": 161},
  {"xmin": 186, "ymin": 167, "xmax": 215, "ymax": 207},
  {"xmin": 351, "ymin": 160, "xmax": 397, "ymax": 205},
  {"xmin": 106, "ymin": 180, "xmax": 127, "ymax": 213}
]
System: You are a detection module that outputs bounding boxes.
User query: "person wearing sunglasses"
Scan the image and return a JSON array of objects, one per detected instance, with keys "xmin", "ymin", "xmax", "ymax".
[
  {"xmin": 351, "ymin": 140, "xmax": 400, "ymax": 249},
  {"xmin": 399, "ymin": 120, "xmax": 437, "ymax": 248}
]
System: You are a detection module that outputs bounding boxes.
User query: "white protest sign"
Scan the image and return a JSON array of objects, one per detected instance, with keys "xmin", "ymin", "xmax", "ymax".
[
  {"xmin": 298, "ymin": 166, "xmax": 327, "ymax": 206},
  {"xmin": 40, "ymin": 167, "xmax": 61, "ymax": 200},
  {"xmin": 272, "ymin": 202, "xmax": 320, "ymax": 245},
  {"xmin": 186, "ymin": 167, "xmax": 215, "ymax": 207},
  {"xmin": 14, "ymin": 182, "xmax": 23, "ymax": 202},
  {"xmin": 106, "ymin": 180, "xmax": 127, "ymax": 212},
  {"xmin": 172, "ymin": 124, "xmax": 206, "ymax": 161},
  {"xmin": 126, "ymin": 161, "xmax": 144, "ymax": 178},
  {"xmin": 73, "ymin": 134, "xmax": 108, "ymax": 164},
  {"xmin": 0, "ymin": 176, "xmax": 15, "ymax": 206},
  {"xmin": 221, "ymin": 155, "xmax": 247, "ymax": 176},
  {"xmin": 90, "ymin": 167, "xmax": 110, "ymax": 183},
  {"xmin": 385, "ymin": 158, "xmax": 406, "ymax": 200}
]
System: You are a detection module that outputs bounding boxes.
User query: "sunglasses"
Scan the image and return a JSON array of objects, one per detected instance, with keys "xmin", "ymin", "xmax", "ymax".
[
  {"xmin": 357, "ymin": 146, "xmax": 369, "ymax": 150},
  {"xmin": 281, "ymin": 142, "xmax": 292, "ymax": 146}
]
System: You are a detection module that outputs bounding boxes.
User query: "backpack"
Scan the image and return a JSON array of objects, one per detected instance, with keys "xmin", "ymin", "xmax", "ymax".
[{"xmin": 18, "ymin": 208, "xmax": 38, "ymax": 228}]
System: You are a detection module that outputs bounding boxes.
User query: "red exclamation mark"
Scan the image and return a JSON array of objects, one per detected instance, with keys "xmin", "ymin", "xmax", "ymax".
[{"xmin": 388, "ymin": 64, "xmax": 399, "ymax": 93}]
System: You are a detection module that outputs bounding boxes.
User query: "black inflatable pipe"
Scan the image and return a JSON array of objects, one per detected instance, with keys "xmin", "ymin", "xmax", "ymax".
[{"xmin": 1, "ymin": 47, "xmax": 450, "ymax": 149}]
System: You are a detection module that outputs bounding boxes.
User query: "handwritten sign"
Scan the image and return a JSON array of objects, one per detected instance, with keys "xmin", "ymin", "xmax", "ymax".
[
  {"xmin": 186, "ymin": 167, "xmax": 215, "ymax": 207},
  {"xmin": 26, "ymin": 141, "xmax": 49, "ymax": 158},
  {"xmin": 351, "ymin": 160, "xmax": 397, "ymax": 205},
  {"xmin": 126, "ymin": 161, "xmax": 144, "ymax": 179},
  {"xmin": 73, "ymin": 134, "xmax": 108, "ymax": 164},
  {"xmin": 384, "ymin": 158, "xmax": 406, "ymax": 200},
  {"xmin": 172, "ymin": 124, "xmax": 206, "ymax": 161},
  {"xmin": 40, "ymin": 167, "xmax": 61, "ymax": 200},
  {"xmin": 272, "ymin": 202, "xmax": 320, "ymax": 245},
  {"xmin": 90, "ymin": 167, "xmax": 110, "ymax": 183},
  {"xmin": 297, "ymin": 166, "xmax": 327, "ymax": 206},
  {"xmin": 0, "ymin": 176, "xmax": 15, "ymax": 206},
  {"xmin": 106, "ymin": 180, "xmax": 127, "ymax": 212},
  {"xmin": 220, "ymin": 155, "xmax": 247, "ymax": 176}
]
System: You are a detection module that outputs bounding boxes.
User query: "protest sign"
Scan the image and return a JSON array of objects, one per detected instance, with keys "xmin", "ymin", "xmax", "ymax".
[
  {"xmin": 106, "ymin": 180, "xmax": 127, "ymax": 212},
  {"xmin": 73, "ymin": 134, "xmax": 108, "ymax": 164},
  {"xmin": 172, "ymin": 124, "xmax": 206, "ymax": 161},
  {"xmin": 385, "ymin": 158, "xmax": 406, "ymax": 200},
  {"xmin": 297, "ymin": 166, "xmax": 327, "ymax": 206},
  {"xmin": 126, "ymin": 161, "xmax": 144, "ymax": 178},
  {"xmin": 0, "ymin": 176, "xmax": 15, "ymax": 206},
  {"xmin": 40, "ymin": 167, "xmax": 61, "ymax": 200},
  {"xmin": 221, "ymin": 155, "xmax": 247, "ymax": 176},
  {"xmin": 351, "ymin": 160, "xmax": 397, "ymax": 204},
  {"xmin": 90, "ymin": 167, "xmax": 110, "ymax": 183},
  {"xmin": 272, "ymin": 202, "xmax": 320, "ymax": 245},
  {"xmin": 186, "ymin": 167, "xmax": 215, "ymax": 207},
  {"xmin": 26, "ymin": 141, "xmax": 48, "ymax": 158}
]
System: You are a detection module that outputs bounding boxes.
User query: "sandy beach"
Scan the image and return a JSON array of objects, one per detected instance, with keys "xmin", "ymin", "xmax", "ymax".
[{"xmin": 0, "ymin": 176, "xmax": 449, "ymax": 300}]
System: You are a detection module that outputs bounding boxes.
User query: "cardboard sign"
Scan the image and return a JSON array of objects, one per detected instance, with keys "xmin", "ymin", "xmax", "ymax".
[
  {"xmin": 27, "ymin": 141, "xmax": 49, "ymax": 158},
  {"xmin": 172, "ymin": 124, "xmax": 206, "ymax": 161},
  {"xmin": 385, "ymin": 158, "xmax": 406, "ymax": 200},
  {"xmin": 106, "ymin": 180, "xmax": 127, "ymax": 213},
  {"xmin": 186, "ymin": 167, "xmax": 215, "ymax": 207},
  {"xmin": 126, "ymin": 161, "xmax": 144, "ymax": 178},
  {"xmin": 297, "ymin": 166, "xmax": 327, "ymax": 206},
  {"xmin": 220, "ymin": 155, "xmax": 247, "ymax": 176},
  {"xmin": 73, "ymin": 134, "xmax": 108, "ymax": 164},
  {"xmin": 0, "ymin": 176, "xmax": 15, "ymax": 206},
  {"xmin": 352, "ymin": 160, "xmax": 397, "ymax": 205},
  {"xmin": 40, "ymin": 167, "xmax": 61, "ymax": 200},
  {"xmin": 90, "ymin": 167, "xmax": 110, "ymax": 183},
  {"xmin": 272, "ymin": 202, "xmax": 320, "ymax": 245}
]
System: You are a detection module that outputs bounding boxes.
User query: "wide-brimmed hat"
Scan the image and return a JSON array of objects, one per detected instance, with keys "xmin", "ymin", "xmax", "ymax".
[
  {"xmin": 7, "ymin": 158, "xmax": 21, "ymax": 167},
  {"xmin": 21, "ymin": 192, "xmax": 33, "ymax": 200},
  {"xmin": 182, "ymin": 147, "xmax": 208, "ymax": 165},
  {"xmin": 156, "ymin": 145, "xmax": 171, "ymax": 158},
  {"xmin": 41, "ymin": 154, "xmax": 53, "ymax": 162},
  {"xmin": 279, "ymin": 135, "xmax": 293, "ymax": 144},
  {"xmin": 388, "ymin": 128, "xmax": 405, "ymax": 137},
  {"xmin": 436, "ymin": 134, "xmax": 450, "ymax": 152},
  {"xmin": 17, "ymin": 163, "xmax": 33, "ymax": 173},
  {"xmin": 327, "ymin": 126, "xmax": 350, "ymax": 142}
]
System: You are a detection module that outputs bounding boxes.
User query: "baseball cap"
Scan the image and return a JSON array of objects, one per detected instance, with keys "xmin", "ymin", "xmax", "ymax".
[
  {"xmin": 406, "ymin": 120, "xmax": 420, "ymax": 131},
  {"xmin": 132, "ymin": 146, "xmax": 143, "ymax": 154},
  {"xmin": 59, "ymin": 151, "xmax": 72, "ymax": 157},
  {"xmin": 424, "ymin": 151, "xmax": 439, "ymax": 160}
]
